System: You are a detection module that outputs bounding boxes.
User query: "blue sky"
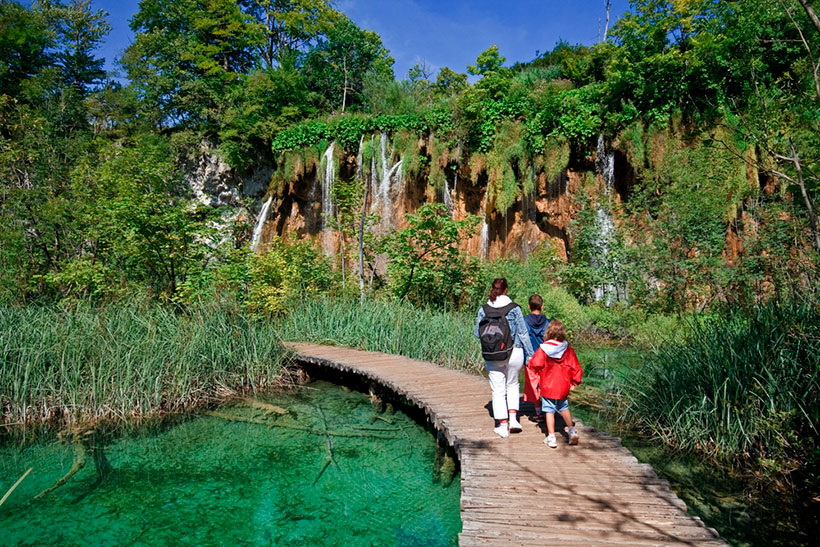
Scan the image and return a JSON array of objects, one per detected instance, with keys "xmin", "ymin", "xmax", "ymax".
[{"xmin": 70, "ymin": 0, "xmax": 632, "ymax": 80}]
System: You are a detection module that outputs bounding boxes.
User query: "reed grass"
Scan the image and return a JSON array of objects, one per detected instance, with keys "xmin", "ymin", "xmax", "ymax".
[
  {"xmin": 621, "ymin": 299, "xmax": 820, "ymax": 484},
  {"xmin": 276, "ymin": 297, "xmax": 483, "ymax": 373},
  {"xmin": 0, "ymin": 299, "xmax": 287, "ymax": 436}
]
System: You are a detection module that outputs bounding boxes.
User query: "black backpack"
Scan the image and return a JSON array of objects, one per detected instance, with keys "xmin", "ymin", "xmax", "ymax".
[{"xmin": 478, "ymin": 302, "xmax": 519, "ymax": 361}]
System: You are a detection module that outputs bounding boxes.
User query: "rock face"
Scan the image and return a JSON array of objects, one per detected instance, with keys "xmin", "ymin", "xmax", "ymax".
[
  {"xmin": 250, "ymin": 148, "xmax": 599, "ymax": 262},
  {"xmin": 184, "ymin": 144, "xmax": 272, "ymax": 207},
  {"xmin": 185, "ymin": 141, "xmax": 617, "ymax": 261},
  {"xmin": 187, "ymin": 137, "xmax": 756, "ymax": 276}
]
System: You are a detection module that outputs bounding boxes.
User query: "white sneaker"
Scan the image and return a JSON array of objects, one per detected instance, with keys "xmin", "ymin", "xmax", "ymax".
[
  {"xmin": 508, "ymin": 416, "xmax": 522, "ymax": 433},
  {"xmin": 568, "ymin": 426, "xmax": 579, "ymax": 445},
  {"xmin": 494, "ymin": 424, "xmax": 509, "ymax": 438},
  {"xmin": 544, "ymin": 434, "xmax": 557, "ymax": 448}
]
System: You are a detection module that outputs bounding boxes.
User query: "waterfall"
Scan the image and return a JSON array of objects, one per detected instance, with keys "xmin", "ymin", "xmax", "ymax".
[
  {"xmin": 355, "ymin": 134, "xmax": 364, "ymax": 182},
  {"xmin": 603, "ymin": 151, "xmax": 615, "ymax": 189},
  {"xmin": 443, "ymin": 174, "xmax": 453, "ymax": 211},
  {"xmin": 592, "ymin": 207, "xmax": 617, "ymax": 303},
  {"xmin": 321, "ymin": 142, "xmax": 336, "ymax": 256},
  {"xmin": 592, "ymin": 134, "xmax": 620, "ymax": 304},
  {"xmin": 369, "ymin": 134, "xmax": 378, "ymax": 211},
  {"xmin": 451, "ymin": 172, "xmax": 458, "ymax": 219},
  {"xmin": 249, "ymin": 196, "xmax": 272, "ymax": 251},
  {"xmin": 373, "ymin": 132, "xmax": 403, "ymax": 229},
  {"xmin": 596, "ymin": 134, "xmax": 607, "ymax": 174}
]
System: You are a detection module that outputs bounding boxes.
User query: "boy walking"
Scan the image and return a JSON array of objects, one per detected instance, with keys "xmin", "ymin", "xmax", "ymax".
[
  {"xmin": 527, "ymin": 319, "xmax": 583, "ymax": 448},
  {"xmin": 523, "ymin": 295, "xmax": 549, "ymax": 422}
]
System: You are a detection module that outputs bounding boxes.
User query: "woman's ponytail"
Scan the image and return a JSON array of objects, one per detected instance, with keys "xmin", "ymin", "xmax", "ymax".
[{"xmin": 489, "ymin": 278, "xmax": 508, "ymax": 302}]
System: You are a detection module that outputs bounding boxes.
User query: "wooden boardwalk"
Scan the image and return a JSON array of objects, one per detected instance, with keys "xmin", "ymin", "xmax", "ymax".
[{"xmin": 288, "ymin": 343, "xmax": 725, "ymax": 546}]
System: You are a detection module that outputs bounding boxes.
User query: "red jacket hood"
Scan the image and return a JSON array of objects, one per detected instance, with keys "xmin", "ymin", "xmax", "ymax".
[{"xmin": 527, "ymin": 344, "xmax": 583, "ymax": 400}]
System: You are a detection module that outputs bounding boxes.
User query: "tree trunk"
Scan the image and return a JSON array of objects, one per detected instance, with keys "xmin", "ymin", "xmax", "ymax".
[
  {"xmin": 789, "ymin": 140, "xmax": 820, "ymax": 254},
  {"xmin": 798, "ymin": 0, "xmax": 820, "ymax": 35},
  {"xmin": 342, "ymin": 57, "xmax": 348, "ymax": 113}
]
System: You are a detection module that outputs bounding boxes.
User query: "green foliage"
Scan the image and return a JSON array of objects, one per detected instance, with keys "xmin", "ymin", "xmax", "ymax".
[
  {"xmin": 468, "ymin": 45, "xmax": 506, "ymax": 77},
  {"xmin": 622, "ymin": 298, "xmax": 820, "ymax": 491},
  {"xmin": 384, "ymin": 203, "xmax": 480, "ymax": 308},
  {"xmin": 0, "ymin": 299, "xmax": 286, "ymax": 434},
  {"xmin": 244, "ymin": 237, "xmax": 334, "ymax": 317},
  {"xmin": 435, "ymin": 66, "xmax": 468, "ymax": 96},
  {"xmin": 363, "ymin": 74, "xmax": 431, "ymax": 115},
  {"xmin": 326, "ymin": 176, "xmax": 381, "ymax": 294},
  {"xmin": 303, "ymin": 15, "xmax": 394, "ymax": 113},
  {"xmin": 624, "ymin": 126, "xmax": 753, "ymax": 311},
  {"xmin": 484, "ymin": 120, "xmax": 527, "ymax": 213},
  {"xmin": 271, "ymin": 114, "xmax": 427, "ymax": 152},
  {"xmin": 87, "ymin": 136, "xmax": 218, "ymax": 299}
]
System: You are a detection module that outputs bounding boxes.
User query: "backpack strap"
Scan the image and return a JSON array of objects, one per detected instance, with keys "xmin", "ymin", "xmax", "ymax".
[{"xmin": 482, "ymin": 302, "xmax": 519, "ymax": 317}]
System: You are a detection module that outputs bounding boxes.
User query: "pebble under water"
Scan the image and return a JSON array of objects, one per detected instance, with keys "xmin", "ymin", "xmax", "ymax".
[{"xmin": 0, "ymin": 381, "xmax": 461, "ymax": 546}]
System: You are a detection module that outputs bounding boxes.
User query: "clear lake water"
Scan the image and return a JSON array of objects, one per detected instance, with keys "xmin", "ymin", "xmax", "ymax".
[{"xmin": 0, "ymin": 380, "xmax": 461, "ymax": 546}]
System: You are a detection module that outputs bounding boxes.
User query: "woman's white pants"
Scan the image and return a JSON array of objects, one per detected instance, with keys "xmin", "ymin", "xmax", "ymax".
[{"xmin": 484, "ymin": 347, "xmax": 524, "ymax": 421}]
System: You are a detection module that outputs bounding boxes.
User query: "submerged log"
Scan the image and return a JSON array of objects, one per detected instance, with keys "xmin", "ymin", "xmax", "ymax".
[
  {"xmin": 206, "ymin": 410, "xmax": 396, "ymax": 439},
  {"xmin": 433, "ymin": 431, "xmax": 457, "ymax": 487},
  {"xmin": 239, "ymin": 398, "xmax": 289, "ymax": 416},
  {"xmin": 34, "ymin": 423, "xmax": 112, "ymax": 500}
]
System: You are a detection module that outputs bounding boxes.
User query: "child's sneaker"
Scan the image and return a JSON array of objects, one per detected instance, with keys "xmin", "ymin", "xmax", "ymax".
[
  {"xmin": 494, "ymin": 423, "xmax": 509, "ymax": 438},
  {"xmin": 508, "ymin": 416, "xmax": 522, "ymax": 433},
  {"xmin": 568, "ymin": 426, "xmax": 579, "ymax": 445},
  {"xmin": 544, "ymin": 434, "xmax": 557, "ymax": 448}
]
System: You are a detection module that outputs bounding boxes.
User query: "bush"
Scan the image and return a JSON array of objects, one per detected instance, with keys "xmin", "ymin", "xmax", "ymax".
[
  {"xmin": 471, "ymin": 255, "xmax": 588, "ymax": 337},
  {"xmin": 621, "ymin": 299, "xmax": 820, "ymax": 491}
]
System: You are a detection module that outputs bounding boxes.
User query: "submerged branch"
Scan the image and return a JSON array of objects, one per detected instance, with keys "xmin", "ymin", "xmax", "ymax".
[
  {"xmin": 0, "ymin": 467, "xmax": 32, "ymax": 507},
  {"xmin": 35, "ymin": 444, "xmax": 87, "ymax": 500}
]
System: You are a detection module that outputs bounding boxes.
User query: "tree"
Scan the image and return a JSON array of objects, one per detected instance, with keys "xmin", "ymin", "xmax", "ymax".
[
  {"xmin": 49, "ymin": 0, "xmax": 109, "ymax": 94},
  {"xmin": 435, "ymin": 66, "xmax": 467, "ymax": 95},
  {"xmin": 241, "ymin": 0, "xmax": 340, "ymax": 69},
  {"xmin": 467, "ymin": 45, "xmax": 506, "ymax": 77},
  {"xmin": 0, "ymin": 1, "xmax": 53, "ymax": 97},
  {"xmin": 384, "ymin": 203, "xmax": 480, "ymax": 308},
  {"xmin": 123, "ymin": 0, "xmax": 260, "ymax": 128},
  {"xmin": 304, "ymin": 15, "xmax": 394, "ymax": 113}
]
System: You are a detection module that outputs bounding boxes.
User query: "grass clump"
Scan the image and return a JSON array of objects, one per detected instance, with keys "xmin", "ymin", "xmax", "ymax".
[
  {"xmin": 277, "ymin": 297, "xmax": 482, "ymax": 373},
  {"xmin": 621, "ymin": 299, "xmax": 820, "ymax": 493},
  {"xmin": 0, "ymin": 298, "xmax": 287, "ymax": 437}
]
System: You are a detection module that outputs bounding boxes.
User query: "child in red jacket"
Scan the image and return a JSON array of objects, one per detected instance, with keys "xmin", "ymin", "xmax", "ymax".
[{"xmin": 527, "ymin": 319, "xmax": 583, "ymax": 448}]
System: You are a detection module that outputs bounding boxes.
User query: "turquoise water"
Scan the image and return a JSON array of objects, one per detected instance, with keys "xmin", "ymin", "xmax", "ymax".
[{"xmin": 0, "ymin": 381, "xmax": 461, "ymax": 546}]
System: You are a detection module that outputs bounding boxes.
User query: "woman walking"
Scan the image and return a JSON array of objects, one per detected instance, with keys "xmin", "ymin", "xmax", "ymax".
[{"xmin": 475, "ymin": 278, "xmax": 534, "ymax": 437}]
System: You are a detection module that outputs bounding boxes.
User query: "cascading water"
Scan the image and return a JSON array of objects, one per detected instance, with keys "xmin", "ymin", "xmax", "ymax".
[
  {"xmin": 374, "ymin": 132, "xmax": 403, "ymax": 229},
  {"xmin": 443, "ymin": 172, "xmax": 454, "ymax": 213},
  {"xmin": 592, "ymin": 135, "xmax": 620, "ymax": 304},
  {"xmin": 249, "ymin": 196, "xmax": 272, "ymax": 251},
  {"xmin": 320, "ymin": 142, "xmax": 336, "ymax": 256},
  {"xmin": 451, "ymin": 172, "xmax": 458, "ymax": 219}
]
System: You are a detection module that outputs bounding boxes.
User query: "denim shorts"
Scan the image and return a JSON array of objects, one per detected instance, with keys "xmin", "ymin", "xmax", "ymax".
[{"xmin": 541, "ymin": 397, "xmax": 569, "ymax": 413}]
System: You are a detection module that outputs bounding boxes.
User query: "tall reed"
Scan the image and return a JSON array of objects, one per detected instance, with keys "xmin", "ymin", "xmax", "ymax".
[
  {"xmin": 621, "ymin": 299, "xmax": 820, "ymax": 485},
  {"xmin": 277, "ymin": 297, "xmax": 483, "ymax": 373},
  {"xmin": 0, "ymin": 299, "xmax": 286, "ymax": 435}
]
